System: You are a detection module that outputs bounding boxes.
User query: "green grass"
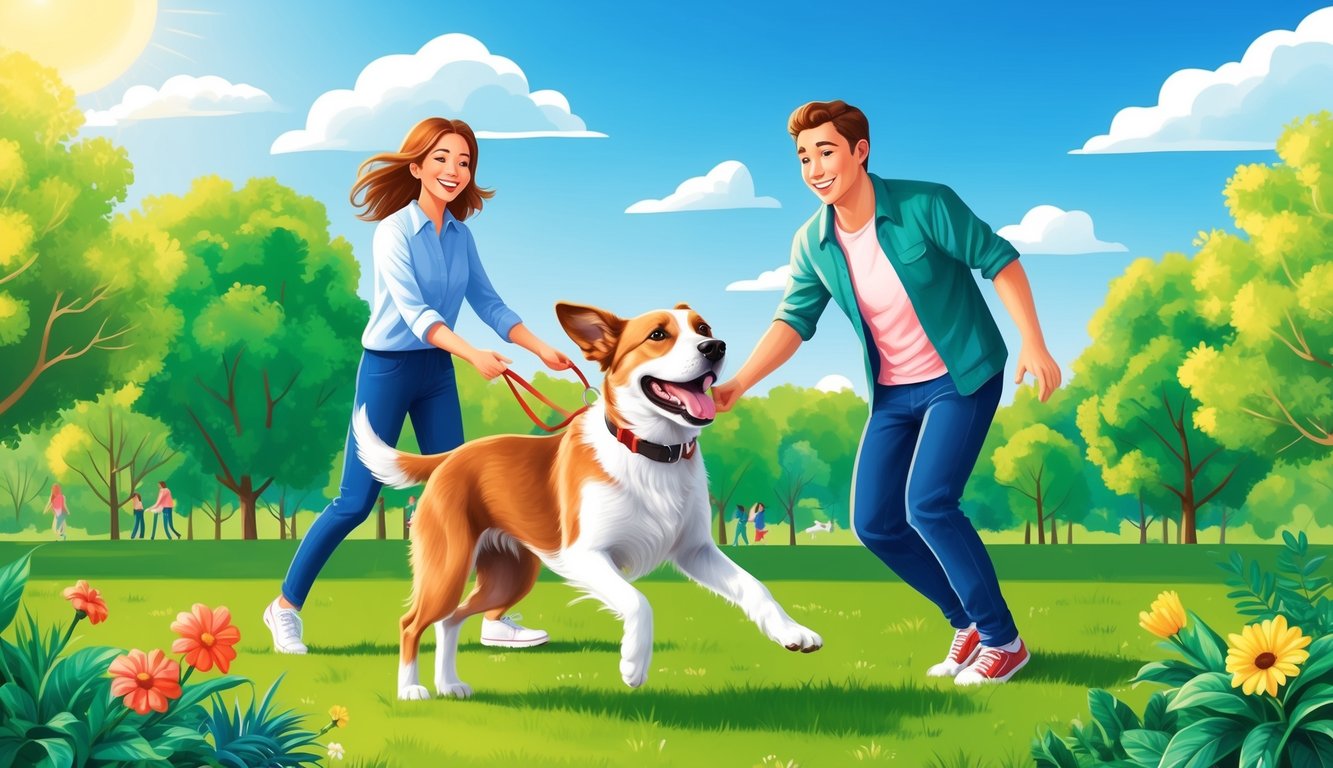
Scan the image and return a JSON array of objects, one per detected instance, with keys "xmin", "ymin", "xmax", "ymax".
[{"xmin": 6, "ymin": 545, "xmax": 1266, "ymax": 767}]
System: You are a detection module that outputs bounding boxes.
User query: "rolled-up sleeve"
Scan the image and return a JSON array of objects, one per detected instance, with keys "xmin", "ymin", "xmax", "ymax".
[
  {"xmin": 374, "ymin": 220, "xmax": 448, "ymax": 343},
  {"xmin": 771, "ymin": 233, "xmax": 831, "ymax": 341},
  {"xmin": 928, "ymin": 185, "xmax": 1020, "ymax": 281},
  {"xmin": 463, "ymin": 231, "xmax": 522, "ymax": 342}
]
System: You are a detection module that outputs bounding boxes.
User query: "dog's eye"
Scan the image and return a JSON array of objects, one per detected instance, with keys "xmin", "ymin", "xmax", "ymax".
[
  {"xmin": 697, "ymin": 323, "xmax": 711, "ymax": 336},
  {"xmin": 648, "ymin": 328, "xmax": 668, "ymax": 341}
]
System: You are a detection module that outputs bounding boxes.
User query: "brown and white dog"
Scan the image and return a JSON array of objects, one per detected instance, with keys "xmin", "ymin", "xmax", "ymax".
[{"xmin": 353, "ymin": 302, "xmax": 823, "ymax": 700}]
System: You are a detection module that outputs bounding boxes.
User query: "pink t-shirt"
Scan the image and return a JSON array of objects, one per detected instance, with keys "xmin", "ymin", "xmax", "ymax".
[
  {"xmin": 155, "ymin": 488, "xmax": 174, "ymax": 508},
  {"xmin": 836, "ymin": 219, "xmax": 949, "ymax": 386}
]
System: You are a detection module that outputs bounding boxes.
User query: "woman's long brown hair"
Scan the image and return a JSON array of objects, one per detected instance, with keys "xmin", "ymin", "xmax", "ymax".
[{"xmin": 350, "ymin": 117, "xmax": 494, "ymax": 222}]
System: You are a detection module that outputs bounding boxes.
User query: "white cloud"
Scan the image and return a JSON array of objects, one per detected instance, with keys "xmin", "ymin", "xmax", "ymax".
[
  {"xmin": 997, "ymin": 205, "xmax": 1127, "ymax": 255},
  {"xmin": 625, "ymin": 161, "xmax": 780, "ymax": 214},
  {"xmin": 726, "ymin": 264, "xmax": 790, "ymax": 292},
  {"xmin": 271, "ymin": 33, "xmax": 603, "ymax": 153},
  {"xmin": 815, "ymin": 375, "xmax": 855, "ymax": 393},
  {"xmin": 83, "ymin": 75, "xmax": 274, "ymax": 127},
  {"xmin": 1073, "ymin": 7, "xmax": 1333, "ymax": 154}
]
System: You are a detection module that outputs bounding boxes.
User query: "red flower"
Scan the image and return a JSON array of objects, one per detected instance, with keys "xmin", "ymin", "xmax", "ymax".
[
  {"xmin": 171, "ymin": 604, "xmax": 241, "ymax": 673},
  {"xmin": 63, "ymin": 580, "xmax": 108, "ymax": 624},
  {"xmin": 109, "ymin": 649, "xmax": 182, "ymax": 715}
]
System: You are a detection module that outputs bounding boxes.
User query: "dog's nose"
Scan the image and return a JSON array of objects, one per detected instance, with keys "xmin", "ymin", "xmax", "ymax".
[{"xmin": 697, "ymin": 339, "xmax": 726, "ymax": 361}]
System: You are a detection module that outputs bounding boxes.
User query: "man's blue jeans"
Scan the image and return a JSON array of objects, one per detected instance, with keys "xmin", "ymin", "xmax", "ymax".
[
  {"xmin": 282, "ymin": 349, "xmax": 464, "ymax": 608},
  {"xmin": 851, "ymin": 372, "xmax": 1017, "ymax": 646}
]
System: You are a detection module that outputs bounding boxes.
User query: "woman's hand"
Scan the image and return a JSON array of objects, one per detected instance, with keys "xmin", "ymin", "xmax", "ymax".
[
  {"xmin": 537, "ymin": 345, "xmax": 573, "ymax": 371},
  {"xmin": 466, "ymin": 349, "xmax": 512, "ymax": 381}
]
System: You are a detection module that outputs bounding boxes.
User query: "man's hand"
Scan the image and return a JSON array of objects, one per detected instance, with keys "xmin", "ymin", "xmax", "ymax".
[
  {"xmin": 537, "ymin": 345, "xmax": 573, "ymax": 372},
  {"xmin": 1015, "ymin": 344, "xmax": 1062, "ymax": 402},
  {"xmin": 466, "ymin": 349, "xmax": 512, "ymax": 381},
  {"xmin": 712, "ymin": 379, "xmax": 747, "ymax": 413}
]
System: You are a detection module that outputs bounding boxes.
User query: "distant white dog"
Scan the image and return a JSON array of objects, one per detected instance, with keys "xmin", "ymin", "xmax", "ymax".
[{"xmin": 803, "ymin": 520, "xmax": 833, "ymax": 536}]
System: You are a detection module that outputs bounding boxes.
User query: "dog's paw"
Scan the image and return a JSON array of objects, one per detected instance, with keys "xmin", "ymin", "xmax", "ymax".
[
  {"xmin": 620, "ymin": 658, "xmax": 648, "ymax": 688},
  {"xmin": 437, "ymin": 681, "xmax": 473, "ymax": 699},
  {"xmin": 398, "ymin": 684, "xmax": 432, "ymax": 701},
  {"xmin": 776, "ymin": 624, "xmax": 823, "ymax": 653}
]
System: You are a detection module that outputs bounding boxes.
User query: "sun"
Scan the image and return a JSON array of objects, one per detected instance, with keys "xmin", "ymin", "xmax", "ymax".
[{"xmin": 0, "ymin": 0, "xmax": 159, "ymax": 95}]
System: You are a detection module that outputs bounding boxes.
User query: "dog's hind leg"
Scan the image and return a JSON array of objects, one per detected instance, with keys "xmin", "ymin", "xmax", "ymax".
[
  {"xmin": 433, "ymin": 535, "xmax": 541, "ymax": 698},
  {"xmin": 399, "ymin": 493, "xmax": 477, "ymax": 701}
]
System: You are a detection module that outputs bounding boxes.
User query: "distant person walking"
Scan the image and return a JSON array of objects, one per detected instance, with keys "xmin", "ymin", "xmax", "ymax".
[
  {"xmin": 129, "ymin": 492, "xmax": 146, "ymax": 540},
  {"xmin": 752, "ymin": 502, "xmax": 769, "ymax": 543},
  {"xmin": 731, "ymin": 504, "xmax": 749, "ymax": 546},
  {"xmin": 405, "ymin": 495, "xmax": 417, "ymax": 532},
  {"xmin": 148, "ymin": 481, "xmax": 182, "ymax": 540},
  {"xmin": 43, "ymin": 484, "xmax": 69, "ymax": 541}
]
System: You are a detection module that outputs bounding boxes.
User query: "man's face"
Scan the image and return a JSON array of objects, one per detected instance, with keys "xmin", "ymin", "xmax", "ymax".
[{"xmin": 796, "ymin": 122, "xmax": 868, "ymax": 205}]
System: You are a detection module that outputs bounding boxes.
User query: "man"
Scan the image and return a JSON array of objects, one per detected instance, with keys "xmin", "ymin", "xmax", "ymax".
[{"xmin": 713, "ymin": 100, "xmax": 1061, "ymax": 685}]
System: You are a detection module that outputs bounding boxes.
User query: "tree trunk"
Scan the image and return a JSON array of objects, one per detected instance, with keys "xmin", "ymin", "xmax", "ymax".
[
  {"xmin": 787, "ymin": 508, "xmax": 797, "ymax": 546},
  {"xmin": 1220, "ymin": 509, "xmax": 1227, "ymax": 545},
  {"xmin": 108, "ymin": 470, "xmax": 121, "ymax": 541},
  {"xmin": 187, "ymin": 506, "xmax": 193, "ymax": 540},
  {"xmin": 376, "ymin": 497, "xmax": 386, "ymax": 539},
  {"xmin": 239, "ymin": 475, "xmax": 261, "ymax": 540},
  {"xmin": 1162, "ymin": 513, "xmax": 1169, "ymax": 544},
  {"xmin": 214, "ymin": 487, "xmax": 224, "ymax": 540},
  {"xmin": 1036, "ymin": 507, "xmax": 1046, "ymax": 545},
  {"xmin": 1049, "ymin": 509, "xmax": 1057, "ymax": 546},
  {"xmin": 1024, "ymin": 521, "xmax": 1031, "ymax": 544},
  {"xmin": 1177, "ymin": 516, "xmax": 1183, "ymax": 544},
  {"xmin": 292, "ymin": 507, "xmax": 300, "ymax": 540},
  {"xmin": 1066, "ymin": 518, "xmax": 1072, "ymax": 544},
  {"xmin": 1139, "ymin": 494, "xmax": 1148, "ymax": 544}
]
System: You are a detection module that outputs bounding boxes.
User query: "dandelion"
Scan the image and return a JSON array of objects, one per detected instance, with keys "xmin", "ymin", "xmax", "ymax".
[
  {"xmin": 327, "ymin": 742, "xmax": 345, "ymax": 760},
  {"xmin": 108, "ymin": 649, "xmax": 182, "ymax": 715},
  {"xmin": 1137, "ymin": 590, "xmax": 1187, "ymax": 639},
  {"xmin": 170, "ymin": 604, "xmax": 241, "ymax": 673},
  {"xmin": 329, "ymin": 704, "xmax": 350, "ymax": 728},
  {"xmin": 63, "ymin": 580, "xmax": 108, "ymax": 625},
  {"xmin": 1226, "ymin": 614, "xmax": 1312, "ymax": 697}
]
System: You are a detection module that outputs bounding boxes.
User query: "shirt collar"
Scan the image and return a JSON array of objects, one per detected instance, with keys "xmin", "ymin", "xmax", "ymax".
[
  {"xmin": 819, "ymin": 172, "xmax": 901, "ymax": 247},
  {"xmin": 407, "ymin": 200, "xmax": 460, "ymax": 235}
]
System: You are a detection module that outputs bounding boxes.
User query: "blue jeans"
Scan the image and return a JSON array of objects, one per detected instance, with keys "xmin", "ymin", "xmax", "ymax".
[
  {"xmin": 282, "ymin": 349, "xmax": 464, "ymax": 608},
  {"xmin": 131, "ymin": 510, "xmax": 145, "ymax": 539},
  {"xmin": 851, "ymin": 372, "xmax": 1017, "ymax": 646},
  {"xmin": 153, "ymin": 508, "xmax": 180, "ymax": 539}
]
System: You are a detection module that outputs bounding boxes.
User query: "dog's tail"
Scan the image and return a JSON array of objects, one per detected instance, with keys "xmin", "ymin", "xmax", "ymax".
[{"xmin": 352, "ymin": 406, "xmax": 449, "ymax": 488}]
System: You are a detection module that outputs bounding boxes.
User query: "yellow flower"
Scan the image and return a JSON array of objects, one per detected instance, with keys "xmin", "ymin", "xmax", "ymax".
[
  {"xmin": 1138, "ymin": 591, "xmax": 1187, "ymax": 639},
  {"xmin": 1226, "ymin": 615, "xmax": 1312, "ymax": 697},
  {"xmin": 328, "ymin": 705, "xmax": 350, "ymax": 728}
]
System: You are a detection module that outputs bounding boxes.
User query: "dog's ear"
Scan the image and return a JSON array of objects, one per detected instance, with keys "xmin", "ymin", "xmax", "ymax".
[
  {"xmin": 555, "ymin": 302, "xmax": 626, "ymax": 370},
  {"xmin": 673, "ymin": 302, "xmax": 691, "ymax": 311}
]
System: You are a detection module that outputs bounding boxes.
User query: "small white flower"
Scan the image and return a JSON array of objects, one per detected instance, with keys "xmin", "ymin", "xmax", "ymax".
[{"xmin": 327, "ymin": 742, "xmax": 345, "ymax": 760}]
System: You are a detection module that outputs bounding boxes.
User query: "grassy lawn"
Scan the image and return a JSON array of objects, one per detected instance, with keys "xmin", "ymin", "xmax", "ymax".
[{"xmin": 4, "ymin": 543, "xmax": 1318, "ymax": 767}]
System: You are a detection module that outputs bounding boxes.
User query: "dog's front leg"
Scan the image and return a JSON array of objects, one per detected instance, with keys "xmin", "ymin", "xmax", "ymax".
[
  {"xmin": 553, "ymin": 551, "xmax": 653, "ymax": 688},
  {"xmin": 672, "ymin": 542, "xmax": 822, "ymax": 653}
]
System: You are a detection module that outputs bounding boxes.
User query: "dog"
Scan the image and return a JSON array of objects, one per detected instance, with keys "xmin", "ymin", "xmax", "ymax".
[
  {"xmin": 354, "ymin": 302, "xmax": 823, "ymax": 700},
  {"xmin": 803, "ymin": 520, "xmax": 833, "ymax": 535}
]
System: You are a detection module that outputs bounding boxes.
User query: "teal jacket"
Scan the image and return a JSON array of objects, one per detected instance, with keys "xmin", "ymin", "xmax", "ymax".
[{"xmin": 773, "ymin": 174, "xmax": 1019, "ymax": 398}]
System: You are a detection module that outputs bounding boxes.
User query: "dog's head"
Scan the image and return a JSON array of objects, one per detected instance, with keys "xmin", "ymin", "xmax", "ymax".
[{"xmin": 556, "ymin": 302, "xmax": 724, "ymax": 438}]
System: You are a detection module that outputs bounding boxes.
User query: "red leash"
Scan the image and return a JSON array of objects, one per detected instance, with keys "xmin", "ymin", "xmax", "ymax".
[{"xmin": 500, "ymin": 364, "xmax": 598, "ymax": 432}]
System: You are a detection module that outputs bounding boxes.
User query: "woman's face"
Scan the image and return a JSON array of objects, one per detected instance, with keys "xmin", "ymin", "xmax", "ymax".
[{"xmin": 411, "ymin": 132, "xmax": 472, "ymax": 208}]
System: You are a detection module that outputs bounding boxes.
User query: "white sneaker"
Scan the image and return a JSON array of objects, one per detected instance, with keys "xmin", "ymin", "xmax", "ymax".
[
  {"xmin": 480, "ymin": 614, "xmax": 548, "ymax": 648},
  {"xmin": 263, "ymin": 598, "xmax": 308, "ymax": 655}
]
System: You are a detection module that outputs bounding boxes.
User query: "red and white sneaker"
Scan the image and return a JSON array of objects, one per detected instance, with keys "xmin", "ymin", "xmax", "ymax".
[
  {"xmin": 926, "ymin": 625, "xmax": 981, "ymax": 678},
  {"xmin": 954, "ymin": 640, "xmax": 1030, "ymax": 685}
]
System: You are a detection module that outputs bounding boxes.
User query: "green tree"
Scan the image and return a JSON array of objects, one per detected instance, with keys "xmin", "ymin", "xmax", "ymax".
[
  {"xmin": 43, "ymin": 386, "xmax": 179, "ymax": 539},
  {"xmin": 772, "ymin": 440, "xmax": 830, "ymax": 546},
  {"xmin": 0, "ymin": 432, "xmax": 48, "ymax": 533},
  {"xmin": 0, "ymin": 52, "xmax": 178, "ymax": 441},
  {"xmin": 701, "ymin": 395, "xmax": 781, "ymax": 544},
  {"xmin": 1244, "ymin": 455, "xmax": 1333, "ymax": 538},
  {"xmin": 1074, "ymin": 254, "xmax": 1262, "ymax": 543},
  {"xmin": 1180, "ymin": 112, "xmax": 1333, "ymax": 457},
  {"xmin": 136, "ymin": 177, "xmax": 365, "ymax": 539},
  {"xmin": 992, "ymin": 423, "xmax": 1088, "ymax": 545}
]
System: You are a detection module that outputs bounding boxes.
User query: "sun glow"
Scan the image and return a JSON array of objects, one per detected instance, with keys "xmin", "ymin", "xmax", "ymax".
[{"xmin": 0, "ymin": 0, "xmax": 159, "ymax": 95}]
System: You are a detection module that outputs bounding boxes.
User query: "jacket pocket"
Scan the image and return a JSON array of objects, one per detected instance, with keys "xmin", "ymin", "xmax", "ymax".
[{"xmin": 897, "ymin": 241, "xmax": 928, "ymax": 263}]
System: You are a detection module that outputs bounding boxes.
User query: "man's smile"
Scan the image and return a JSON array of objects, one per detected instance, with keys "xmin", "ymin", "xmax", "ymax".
[{"xmin": 812, "ymin": 177, "xmax": 835, "ymax": 190}]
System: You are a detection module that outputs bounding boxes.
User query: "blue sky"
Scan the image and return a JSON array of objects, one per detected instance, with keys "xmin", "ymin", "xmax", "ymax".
[{"xmin": 68, "ymin": 0, "xmax": 1333, "ymax": 402}]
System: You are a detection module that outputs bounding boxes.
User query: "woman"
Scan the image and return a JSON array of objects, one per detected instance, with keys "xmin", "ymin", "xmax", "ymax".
[
  {"xmin": 265, "ymin": 117, "xmax": 570, "ymax": 655},
  {"xmin": 42, "ymin": 484, "xmax": 68, "ymax": 541},
  {"xmin": 129, "ymin": 492, "xmax": 146, "ymax": 540}
]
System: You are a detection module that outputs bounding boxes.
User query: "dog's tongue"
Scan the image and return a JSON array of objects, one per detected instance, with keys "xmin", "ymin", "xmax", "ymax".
[{"xmin": 661, "ymin": 381, "xmax": 716, "ymax": 421}]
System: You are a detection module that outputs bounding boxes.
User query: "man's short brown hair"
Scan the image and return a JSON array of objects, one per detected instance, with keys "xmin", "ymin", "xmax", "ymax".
[{"xmin": 788, "ymin": 100, "xmax": 870, "ymax": 169}]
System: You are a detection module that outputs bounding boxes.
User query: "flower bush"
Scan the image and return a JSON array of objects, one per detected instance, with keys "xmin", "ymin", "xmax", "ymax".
[
  {"xmin": 0, "ymin": 550, "xmax": 350, "ymax": 766},
  {"xmin": 1033, "ymin": 531, "xmax": 1333, "ymax": 767}
]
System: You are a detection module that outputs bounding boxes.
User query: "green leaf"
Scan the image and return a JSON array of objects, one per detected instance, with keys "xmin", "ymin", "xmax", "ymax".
[
  {"xmin": 37, "ymin": 645, "xmax": 119, "ymax": 722},
  {"xmin": 1143, "ymin": 691, "xmax": 1179, "ymax": 732},
  {"xmin": 1121, "ymin": 729, "xmax": 1171, "ymax": 767},
  {"xmin": 1168, "ymin": 672, "xmax": 1264, "ymax": 721},
  {"xmin": 1031, "ymin": 729, "xmax": 1081, "ymax": 768},
  {"xmin": 1287, "ymin": 635, "xmax": 1333, "ymax": 701},
  {"xmin": 0, "ymin": 552, "xmax": 33, "ymax": 635},
  {"xmin": 91, "ymin": 728, "xmax": 167, "ymax": 761},
  {"xmin": 1287, "ymin": 683, "xmax": 1333, "ymax": 732},
  {"xmin": 33, "ymin": 737, "xmax": 74, "ymax": 768},
  {"xmin": 1135, "ymin": 659, "xmax": 1204, "ymax": 688},
  {"xmin": 1288, "ymin": 730, "xmax": 1333, "ymax": 768},
  {"xmin": 1158, "ymin": 717, "xmax": 1246, "ymax": 768},
  {"xmin": 1089, "ymin": 688, "xmax": 1142, "ymax": 749},
  {"xmin": 0, "ymin": 683, "xmax": 37, "ymax": 721},
  {"xmin": 1238, "ymin": 721, "xmax": 1282, "ymax": 768},
  {"xmin": 1174, "ymin": 612, "xmax": 1228, "ymax": 673}
]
